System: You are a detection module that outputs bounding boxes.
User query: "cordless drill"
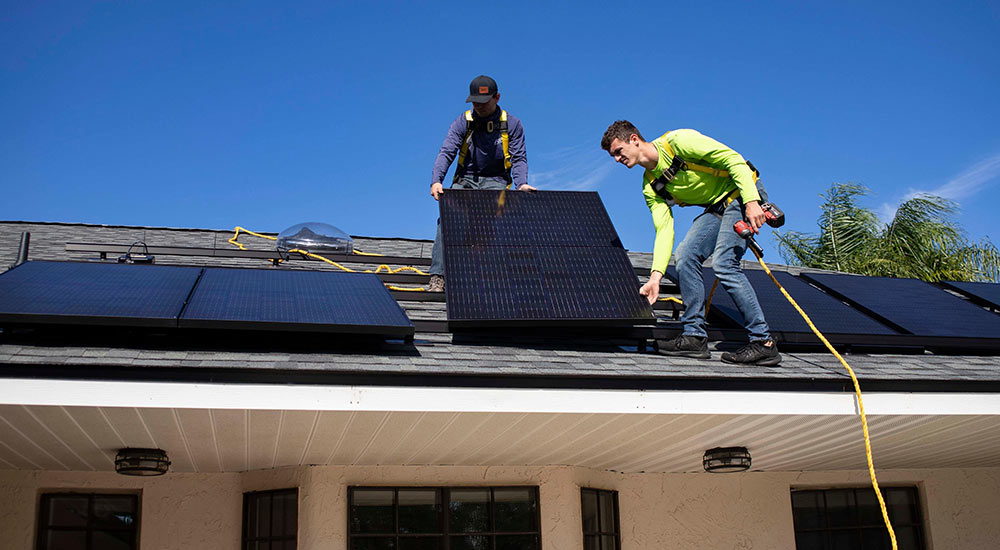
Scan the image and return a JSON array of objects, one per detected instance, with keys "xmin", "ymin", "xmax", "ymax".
[{"xmin": 733, "ymin": 202, "xmax": 784, "ymax": 257}]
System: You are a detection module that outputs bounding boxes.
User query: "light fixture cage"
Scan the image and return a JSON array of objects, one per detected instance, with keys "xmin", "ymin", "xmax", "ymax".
[
  {"xmin": 703, "ymin": 446, "xmax": 751, "ymax": 473},
  {"xmin": 115, "ymin": 448, "xmax": 171, "ymax": 476}
]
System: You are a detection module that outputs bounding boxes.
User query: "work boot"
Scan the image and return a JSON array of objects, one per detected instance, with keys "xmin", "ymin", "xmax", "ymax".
[
  {"xmin": 721, "ymin": 340, "xmax": 782, "ymax": 366},
  {"xmin": 656, "ymin": 335, "xmax": 710, "ymax": 359},
  {"xmin": 427, "ymin": 275, "xmax": 445, "ymax": 292}
]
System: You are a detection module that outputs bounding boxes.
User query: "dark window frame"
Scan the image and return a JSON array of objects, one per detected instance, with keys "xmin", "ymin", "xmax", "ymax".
[
  {"xmin": 242, "ymin": 487, "xmax": 299, "ymax": 550},
  {"xmin": 790, "ymin": 486, "xmax": 926, "ymax": 550},
  {"xmin": 580, "ymin": 487, "xmax": 621, "ymax": 550},
  {"xmin": 36, "ymin": 492, "xmax": 140, "ymax": 550},
  {"xmin": 347, "ymin": 485, "xmax": 542, "ymax": 549}
]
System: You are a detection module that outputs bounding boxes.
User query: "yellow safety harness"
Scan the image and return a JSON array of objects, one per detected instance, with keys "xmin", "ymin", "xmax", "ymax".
[
  {"xmin": 651, "ymin": 131, "xmax": 759, "ymax": 208},
  {"xmin": 454, "ymin": 109, "xmax": 512, "ymax": 186}
]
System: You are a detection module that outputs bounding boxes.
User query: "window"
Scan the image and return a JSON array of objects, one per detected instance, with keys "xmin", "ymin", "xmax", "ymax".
[
  {"xmin": 37, "ymin": 493, "xmax": 139, "ymax": 550},
  {"xmin": 791, "ymin": 487, "xmax": 926, "ymax": 550},
  {"xmin": 348, "ymin": 486, "xmax": 540, "ymax": 550},
  {"xmin": 581, "ymin": 488, "xmax": 620, "ymax": 550},
  {"xmin": 243, "ymin": 488, "xmax": 298, "ymax": 550}
]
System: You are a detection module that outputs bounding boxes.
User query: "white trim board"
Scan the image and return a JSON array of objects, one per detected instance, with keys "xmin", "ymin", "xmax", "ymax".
[{"xmin": 0, "ymin": 379, "xmax": 997, "ymax": 416}]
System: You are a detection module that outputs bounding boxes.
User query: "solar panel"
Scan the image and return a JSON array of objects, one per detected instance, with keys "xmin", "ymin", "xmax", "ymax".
[
  {"xmin": 940, "ymin": 280, "xmax": 1000, "ymax": 311},
  {"xmin": 801, "ymin": 272, "xmax": 1000, "ymax": 338},
  {"xmin": 701, "ymin": 269, "xmax": 899, "ymax": 335},
  {"xmin": 440, "ymin": 190, "xmax": 653, "ymax": 326},
  {"xmin": 0, "ymin": 261, "xmax": 201, "ymax": 327},
  {"xmin": 179, "ymin": 268, "xmax": 414, "ymax": 336}
]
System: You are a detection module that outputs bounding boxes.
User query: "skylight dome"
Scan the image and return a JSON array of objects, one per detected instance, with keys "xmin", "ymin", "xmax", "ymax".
[{"xmin": 277, "ymin": 222, "xmax": 354, "ymax": 254}]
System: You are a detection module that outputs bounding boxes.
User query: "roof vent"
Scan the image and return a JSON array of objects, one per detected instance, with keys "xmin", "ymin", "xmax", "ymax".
[{"xmin": 277, "ymin": 222, "xmax": 354, "ymax": 255}]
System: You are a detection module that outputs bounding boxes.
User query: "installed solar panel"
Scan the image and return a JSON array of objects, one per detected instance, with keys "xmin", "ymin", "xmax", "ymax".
[
  {"xmin": 0, "ymin": 261, "xmax": 201, "ymax": 327},
  {"xmin": 940, "ymin": 280, "xmax": 1000, "ymax": 311},
  {"xmin": 441, "ymin": 190, "xmax": 653, "ymax": 326},
  {"xmin": 180, "ymin": 268, "xmax": 413, "ymax": 335},
  {"xmin": 701, "ymin": 269, "xmax": 899, "ymax": 335},
  {"xmin": 801, "ymin": 272, "xmax": 1000, "ymax": 338}
]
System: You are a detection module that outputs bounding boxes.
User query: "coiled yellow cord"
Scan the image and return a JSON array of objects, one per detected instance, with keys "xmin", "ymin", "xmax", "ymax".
[{"xmin": 228, "ymin": 227, "xmax": 430, "ymax": 290}]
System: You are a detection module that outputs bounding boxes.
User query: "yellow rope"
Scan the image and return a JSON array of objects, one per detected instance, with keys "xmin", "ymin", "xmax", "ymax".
[
  {"xmin": 228, "ymin": 226, "xmax": 276, "ymax": 250},
  {"xmin": 228, "ymin": 227, "xmax": 430, "ymax": 290},
  {"xmin": 705, "ymin": 277, "xmax": 719, "ymax": 315},
  {"xmin": 657, "ymin": 296, "xmax": 684, "ymax": 304},
  {"xmin": 750, "ymin": 249, "xmax": 897, "ymax": 550}
]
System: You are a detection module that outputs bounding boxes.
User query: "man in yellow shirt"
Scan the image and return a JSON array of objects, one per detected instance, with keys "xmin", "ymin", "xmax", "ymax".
[{"xmin": 602, "ymin": 120, "xmax": 780, "ymax": 365}]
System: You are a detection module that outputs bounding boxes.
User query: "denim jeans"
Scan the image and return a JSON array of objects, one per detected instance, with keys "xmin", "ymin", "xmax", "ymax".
[
  {"xmin": 675, "ymin": 183, "xmax": 771, "ymax": 341},
  {"xmin": 429, "ymin": 175, "xmax": 510, "ymax": 276}
]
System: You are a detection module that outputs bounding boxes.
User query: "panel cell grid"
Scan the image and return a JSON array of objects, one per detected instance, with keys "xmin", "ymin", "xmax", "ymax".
[
  {"xmin": 441, "ymin": 190, "xmax": 623, "ymax": 248},
  {"xmin": 0, "ymin": 261, "xmax": 202, "ymax": 327},
  {"xmin": 440, "ymin": 190, "xmax": 653, "ymax": 326},
  {"xmin": 180, "ymin": 268, "xmax": 413, "ymax": 335},
  {"xmin": 802, "ymin": 272, "xmax": 1000, "ymax": 338},
  {"xmin": 701, "ymin": 269, "xmax": 899, "ymax": 335}
]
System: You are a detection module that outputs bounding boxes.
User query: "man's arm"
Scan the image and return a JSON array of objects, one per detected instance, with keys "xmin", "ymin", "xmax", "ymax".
[
  {"xmin": 508, "ymin": 118, "xmax": 531, "ymax": 190},
  {"xmin": 431, "ymin": 115, "xmax": 467, "ymax": 199},
  {"xmin": 639, "ymin": 183, "xmax": 676, "ymax": 304}
]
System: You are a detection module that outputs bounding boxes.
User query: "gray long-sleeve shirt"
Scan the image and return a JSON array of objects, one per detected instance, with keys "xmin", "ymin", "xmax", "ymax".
[{"xmin": 431, "ymin": 107, "xmax": 527, "ymax": 188}]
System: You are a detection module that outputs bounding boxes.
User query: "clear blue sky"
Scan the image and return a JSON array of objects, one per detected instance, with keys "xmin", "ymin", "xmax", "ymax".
[{"xmin": 2, "ymin": 1, "xmax": 999, "ymax": 259}]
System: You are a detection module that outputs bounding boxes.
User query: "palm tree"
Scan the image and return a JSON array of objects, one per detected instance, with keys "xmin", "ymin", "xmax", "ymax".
[{"xmin": 777, "ymin": 183, "xmax": 1000, "ymax": 282}]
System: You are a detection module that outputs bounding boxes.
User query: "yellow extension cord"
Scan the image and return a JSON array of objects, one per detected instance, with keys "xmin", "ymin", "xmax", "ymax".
[
  {"xmin": 233, "ymin": 225, "xmax": 896, "ymax": 547},
  {"xmin": 227, "ymin": 227, "xmax": 430, "ymax": 291},
  {"xmin": 661, "ymin": 254, "xmax": 898, "ymax": 549}
]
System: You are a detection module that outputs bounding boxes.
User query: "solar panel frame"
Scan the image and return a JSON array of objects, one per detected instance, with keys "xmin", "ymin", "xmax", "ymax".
[
  {"xmin": 700, "ymin": 269, "xmax": 900, "ymax": 336},
  {"xmin": 179, "ymin": 267, "xmax": 414, "ymax": 336},
  {"xmin": 801, "ymin": 272, "xmax": 1000, "ymax": 339},
  {"xmin": 939, "ymin": 280, "xmax": 1000, "ymax": 312},
  {"xmin": 0, "ymin": 261, "xmax": 203, "ymax": 328},
  {"xmin": 440, "ymin": 190, "xmax": 654, "ymax": 327}
]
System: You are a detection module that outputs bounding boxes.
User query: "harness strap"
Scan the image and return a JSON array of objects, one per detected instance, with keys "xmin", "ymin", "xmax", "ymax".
[
  {"xmin": 454, "ymin": 110, "xmax": 511, "ymax": 184},
  {"xmin": 659, "ymin": 131, "xmax": 760, "ymax": 183}
]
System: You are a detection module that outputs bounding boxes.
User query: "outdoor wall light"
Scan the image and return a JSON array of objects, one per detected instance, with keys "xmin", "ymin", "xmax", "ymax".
[
  {"xmin": 115, "ymin": 448, "xmax": 171, "ymax": 476},
  {"xmin": 703, "ymin": 446, "xmax": 751, "ymax": 473}
]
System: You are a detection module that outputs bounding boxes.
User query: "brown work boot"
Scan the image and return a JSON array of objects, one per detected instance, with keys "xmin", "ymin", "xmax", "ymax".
[{"xmin": 427, "ymin": 275, "xmax": 445, "ymax": 292}]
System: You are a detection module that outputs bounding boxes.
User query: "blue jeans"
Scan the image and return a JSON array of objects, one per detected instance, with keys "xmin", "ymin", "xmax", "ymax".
[
  {"xmin": 429, "ymin": 175, "xmax": 510, "ymax": 276},
  {"xmin": 675, "ymin": 183, "xmax": 771, "ymax": 341}
]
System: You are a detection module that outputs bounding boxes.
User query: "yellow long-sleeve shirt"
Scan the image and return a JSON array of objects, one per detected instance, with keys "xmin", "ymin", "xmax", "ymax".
[{"xmin": 643, "ymin": 129, "xmax": 760, "ymax": 273}]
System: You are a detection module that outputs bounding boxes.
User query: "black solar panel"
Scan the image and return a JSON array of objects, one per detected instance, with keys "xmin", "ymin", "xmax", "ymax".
[
  {"xmin": 801, "ymin": 272, "xmax": 1000, "ymax": 338},
  {"xmin": 702, "ymin": 269, "xmax": 899, "ymax": 335},
  {"xmin": 940, "ymin": 280, "xmax": 1000, "ymax": 311},
  {"xmin": 0, "ymin": 261, "xmax": 201, "ymax": 327},
  {"xmin": 440, "ymin": 190, "xmax": 653, "ymax": 326},
  {"xmin": 180, "ymin": 268, "xmax": 413, "ymax": 335}
]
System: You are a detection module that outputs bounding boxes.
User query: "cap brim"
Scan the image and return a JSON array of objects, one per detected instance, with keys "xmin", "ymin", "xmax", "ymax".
[{"xmin": 466, "ymin": 94, "xmax": 492, "ymax": 103}]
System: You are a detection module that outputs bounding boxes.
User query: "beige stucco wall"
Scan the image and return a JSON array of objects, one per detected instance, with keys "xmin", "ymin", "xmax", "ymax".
[{"xmin": 1, "ymin": 466, "xmax": 998, "ymax": 549}]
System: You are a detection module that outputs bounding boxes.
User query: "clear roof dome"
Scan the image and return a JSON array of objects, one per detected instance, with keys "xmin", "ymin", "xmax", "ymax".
[{"xmin": 277, "ymin": 222, "xmax": 354, "ymax": 254}]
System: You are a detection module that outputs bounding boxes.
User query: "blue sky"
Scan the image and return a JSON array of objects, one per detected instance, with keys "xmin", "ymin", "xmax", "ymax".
[{"xmin": 2, "ymin": 1, "xmax": 999, "ymax": 259}]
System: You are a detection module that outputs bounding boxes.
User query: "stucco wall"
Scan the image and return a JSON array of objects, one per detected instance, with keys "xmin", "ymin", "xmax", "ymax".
[{"xmin": 1, "ymin": 466, "xmax": 998, "ymax": 549}]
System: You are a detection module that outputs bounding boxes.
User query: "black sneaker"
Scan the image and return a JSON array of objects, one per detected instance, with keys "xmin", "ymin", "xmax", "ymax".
[
  {"xmin": 656, "ymin": 335, "xmax": 710, "ymax": 359},
  {"xmin": 721, "ymin": 340, "xmax": 782, "ymax": 366}
]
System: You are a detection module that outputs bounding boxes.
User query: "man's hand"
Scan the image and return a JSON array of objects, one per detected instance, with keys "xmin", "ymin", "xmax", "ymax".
[
  {"xmin": 431, "ymin": 182, "xmax": 445, "ymax": 201},
  {"xmin": 639, "ymin": 270, "xmax": 663, "ymax": 305},
  {"xmin": 744, "ymin": 200, "xmax": 766, "ymax": 232},
  {"xmin": 519, "ymin": 184, "xmax": 537, "ymax": 192}
]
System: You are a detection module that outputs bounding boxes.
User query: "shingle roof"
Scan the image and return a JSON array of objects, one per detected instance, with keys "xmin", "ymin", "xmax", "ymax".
[{"xmin": 2, "ymin": 220, "xmax": 999, "ymax": 390}]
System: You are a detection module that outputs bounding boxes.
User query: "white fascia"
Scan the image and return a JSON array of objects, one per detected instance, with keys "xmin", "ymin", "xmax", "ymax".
[{"xmin": 0, "ymin": 378, "xmax": 998, "ymax": 416}]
